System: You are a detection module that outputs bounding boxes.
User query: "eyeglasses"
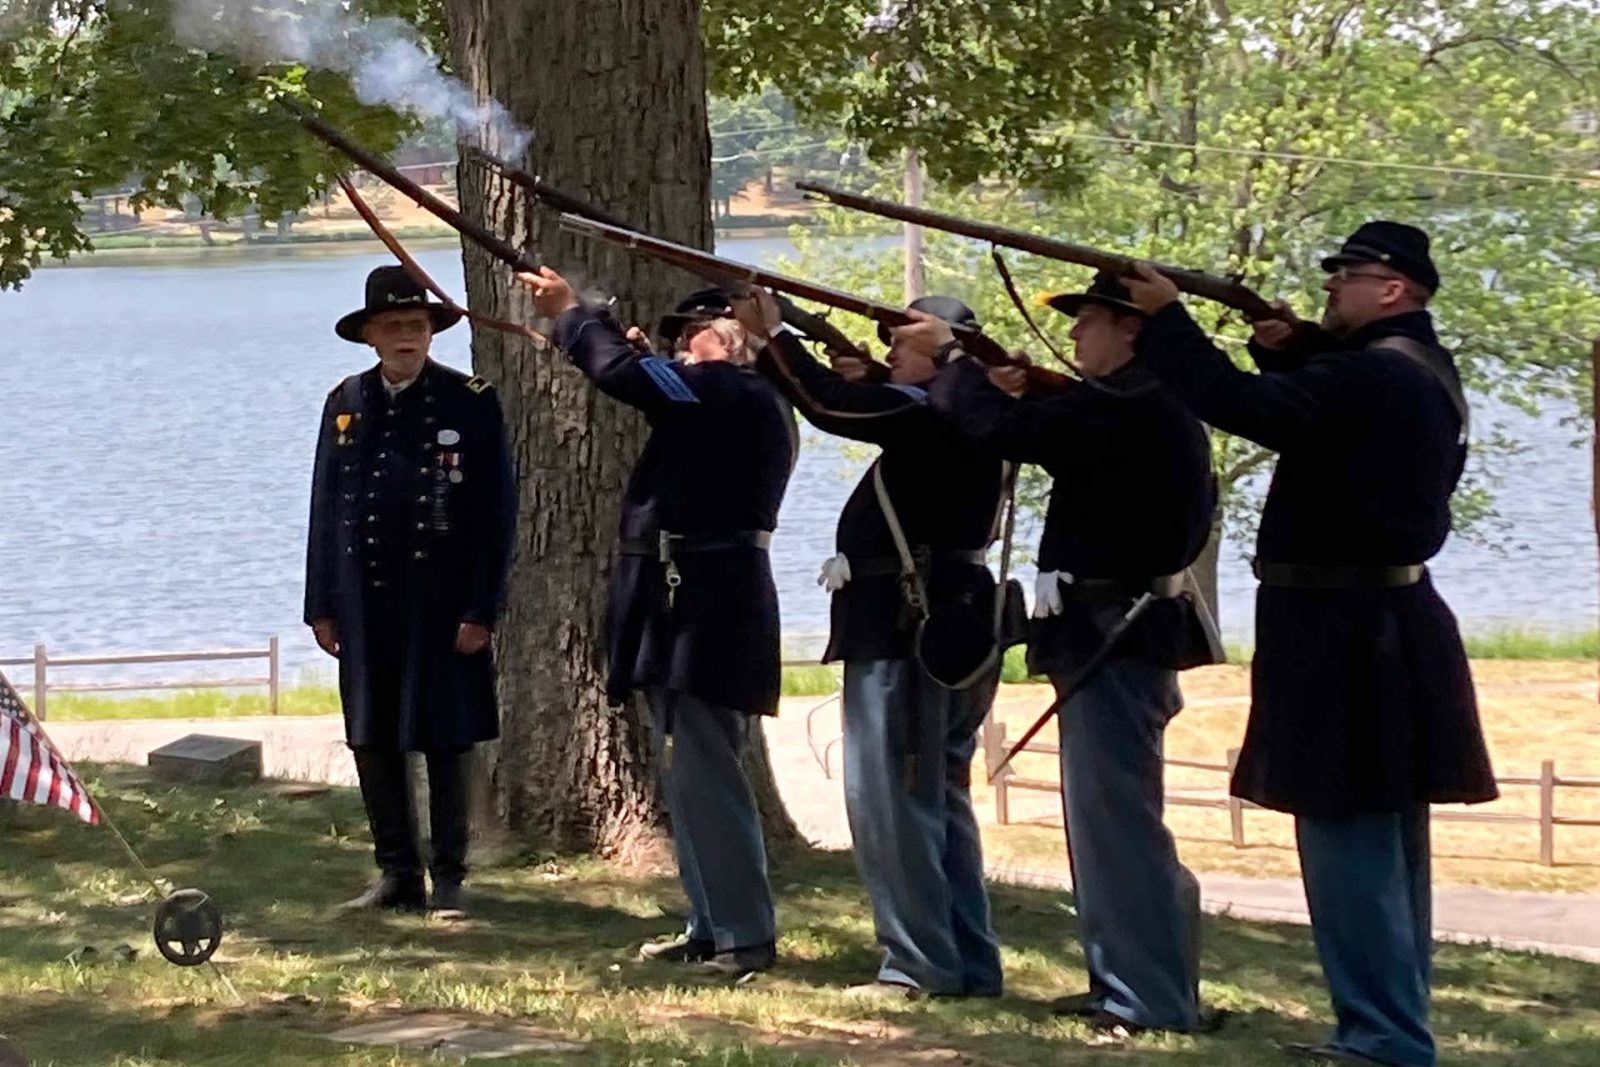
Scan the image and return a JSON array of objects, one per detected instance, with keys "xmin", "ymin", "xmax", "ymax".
[{"xmin": 1328, "ymin": 266, "xmax": 1403, "ymax": 286}]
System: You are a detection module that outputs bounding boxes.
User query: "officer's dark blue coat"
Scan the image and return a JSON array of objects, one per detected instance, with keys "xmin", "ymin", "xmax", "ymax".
[
  {"xmin": 553, "ymin": 307, "xmax": 797, "ymax": 716},
  {"xmin": 304, "ymin": 360, "xmax": 514, "ymax": 752},
  {"xmin": 1135, "ymin": 305, "xmax": 1498, "ymax": 816}
]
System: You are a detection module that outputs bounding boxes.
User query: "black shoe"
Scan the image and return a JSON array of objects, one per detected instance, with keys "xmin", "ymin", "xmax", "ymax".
[
  {"xmin": 338, "ymin": 874, "xmax": 425, "ymax": 913},
  {"xmin": 697, "ymin": 941, "xmax": 776, "ymax": 978},
  {"xmin": 843, "ymin": 980, "xmax": 920, "ymax": 1001},
  {"xmin": 429, "ymin": 881, "xmax": 468, "ymax": 919},
  {"xmin": 1051, "ymin": 991, "xmax": 1104, "ymax": 1017},
  {"xmin": 638, "ymin": 934, "xmax": 716, "ymax": 963},
  {"xmin": 1086, "ymin": 1009, "xmax": 1146, "ymax": 1036}
]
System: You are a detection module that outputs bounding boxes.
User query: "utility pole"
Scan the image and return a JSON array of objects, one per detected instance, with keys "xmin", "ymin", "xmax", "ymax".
[{"xmin": 903, "ymin": 147, "xmax": 926, "ymax": 303}]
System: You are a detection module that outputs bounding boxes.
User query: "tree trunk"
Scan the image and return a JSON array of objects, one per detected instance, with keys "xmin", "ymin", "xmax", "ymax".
[{"xmin": 445, "ymin": 0, "xmax": 798, "ymax": 858}]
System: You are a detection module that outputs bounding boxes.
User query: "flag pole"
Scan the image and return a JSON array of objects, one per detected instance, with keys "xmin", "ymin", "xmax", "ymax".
[{"xmin": 0, "ymin": 670, "xmax": 241, "ymax": 1002}]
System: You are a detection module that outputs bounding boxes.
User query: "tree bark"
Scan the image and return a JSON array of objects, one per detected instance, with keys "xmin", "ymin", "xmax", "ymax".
[{"xmin": 445, "ymin": 0, "xmax": 798, "ymax": 858}]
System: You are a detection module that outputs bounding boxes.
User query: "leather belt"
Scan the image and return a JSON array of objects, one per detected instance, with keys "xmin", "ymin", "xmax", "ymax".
[
  {"xmin": 619, "ymin": 530, "xmax": 772, "ymax": 557},
  {"xmin": 1057, "ymin": 573, "xmax": 1184, "ymax": 601},
  {"xmin": 1252, "ymin": 559, "xmax": 1424, "ymax": 589},
  {"xmin": 850, "ymin": 549, "xmax": 989, "ymax": 577}
]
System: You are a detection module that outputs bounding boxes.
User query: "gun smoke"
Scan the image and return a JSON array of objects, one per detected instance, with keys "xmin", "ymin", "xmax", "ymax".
[{"xmin": 174, "ymin": 0, "xmax": 532, "ymax": 156}]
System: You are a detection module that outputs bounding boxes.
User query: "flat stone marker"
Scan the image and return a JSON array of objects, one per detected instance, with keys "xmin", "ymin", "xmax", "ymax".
[
  {"xmin": 320, "ymin": 1014, "xmax": 585, "ymax": 1060},
  {"xmin": 147, "ymin": 734, "xmax": 263, "ymax": 784},
  {"xmin": 0, "ymin": 1035, "xmax": 29, "ymax": 1067}
]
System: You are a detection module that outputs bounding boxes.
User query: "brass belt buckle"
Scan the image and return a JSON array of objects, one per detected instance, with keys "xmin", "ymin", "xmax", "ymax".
[{"xmin": 659, "ymin": 531, "xmax": 682, "ymax": 609}]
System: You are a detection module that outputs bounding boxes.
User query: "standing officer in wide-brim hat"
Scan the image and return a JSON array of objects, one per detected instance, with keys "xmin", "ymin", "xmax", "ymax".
[
  {"xmin": 306, "ymin": 265, "xmax": 515, "ymax": 919},
  {"xmin": 913, "ymin": 269, "xmax": 1219, "ymax": 1033},
  {"xmin": 1125, "ymin": 222, "xmax": 1496, "ymax": 1067},
  {"xmin": 516, "ymin": 266, "xmax": 797, "ymax": 979},
  {"xmin": 740, "ymin": 290, "xmax": 1008, "ymax": 999}
]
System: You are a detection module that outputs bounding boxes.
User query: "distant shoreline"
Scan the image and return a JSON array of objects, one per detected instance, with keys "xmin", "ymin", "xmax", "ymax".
[{"xmin": 36, "ymin": 219, "xmax": 818, "ymax": 270}]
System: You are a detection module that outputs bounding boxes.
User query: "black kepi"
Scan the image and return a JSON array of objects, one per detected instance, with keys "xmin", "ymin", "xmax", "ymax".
[{"xmin": 1319, "ymin": 220, "xmax": 1440, "ymax": 293}]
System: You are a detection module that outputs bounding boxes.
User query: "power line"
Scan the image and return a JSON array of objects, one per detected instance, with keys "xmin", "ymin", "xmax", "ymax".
[
  {"xmin": 710, "ymin": 122, "xmax": 809, "ymax": 140},
  {"xmin": 712, "ymin": 140, "xmax": 836, "ymax": 164},
  {"xmin": 1059, "ymin": 131, "xmax": 1600, "ymax": 187}
]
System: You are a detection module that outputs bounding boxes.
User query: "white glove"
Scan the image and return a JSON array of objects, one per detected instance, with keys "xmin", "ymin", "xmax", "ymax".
[
  {"xmin": 1033, "ymin": 571, "xmax": 1064, "ymax": 618},
  {"xmin": 818, "ymin": 553, "xmax": 852, "ymax": 592}
]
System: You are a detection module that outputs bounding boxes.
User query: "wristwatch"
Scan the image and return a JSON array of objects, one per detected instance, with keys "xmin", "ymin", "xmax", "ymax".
[{"xmin": 932, "ymin": 339, "xmax": 966, "ymax": 367}]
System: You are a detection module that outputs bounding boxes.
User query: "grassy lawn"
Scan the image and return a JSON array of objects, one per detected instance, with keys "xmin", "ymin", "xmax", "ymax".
[{"xmin": 2, "ymin": 769, "xmax": 1599, "ymax": 1065}]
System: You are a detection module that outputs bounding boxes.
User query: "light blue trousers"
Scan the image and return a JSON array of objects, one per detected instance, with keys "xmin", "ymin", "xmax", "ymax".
[
  {"xmin": 1297, "ymin": 805, "xmax": 1435, "ymax": 1067},
  {"xmin": 1054, "ymin": 657, "xmax": 1201, "ymax": 1030},
  {"xmin": 646, "ymin": 688, "xmax": 776, "ymax": 951},
  {"xmin": 842, "ymin": 659, "xmax": 1003, "ymax": 996}
]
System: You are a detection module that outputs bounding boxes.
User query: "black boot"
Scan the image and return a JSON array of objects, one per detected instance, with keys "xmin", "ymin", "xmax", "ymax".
[
  {"xmin": 429, "ymin": 880, "xmax": 468, "ymax": 919},
  {"xmin": 425, "ymin": 749, "xmax": 472, "ymax": 888},
  {"xmin": 697, "ymin": 941, "xmax": 777, "ymax": 978},
  {"xmin": 339, "ymin": 873, "xmax": 426, "ymax": 912},
  {"xmin": 638, "ymin": 934, "xmax": 715, "ymax": 963}
]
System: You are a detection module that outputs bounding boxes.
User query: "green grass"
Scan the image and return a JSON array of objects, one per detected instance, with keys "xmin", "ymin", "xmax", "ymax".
[
  {"xmin": 1219, "ymin": 628, "xmax": 1600, "ymax": 666},
  {"xmin": 1, "ymin": 769, "xmax": 1597, "ymax": 1066},
  {"xmin": 85, "ymin": 228, "xmax": 453, "ymax": 252},
  {"xmin": 1462, "ymin": 629, "xmax": 1600, "ymax": 660},
  {"xmin": 47, "ymin": 687, "xmax": 341, "ymax": 722}
]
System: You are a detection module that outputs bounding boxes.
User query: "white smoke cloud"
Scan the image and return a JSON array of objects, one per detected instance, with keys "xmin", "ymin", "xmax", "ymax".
[{"xmin": 174, "ymin": 0, "xmax": 532, "ymax": 156}]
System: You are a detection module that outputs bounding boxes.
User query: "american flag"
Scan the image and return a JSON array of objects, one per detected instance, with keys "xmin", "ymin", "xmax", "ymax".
[{"xmin": 0, "ymin": 669, "xmax": 98, "ymax": 825}]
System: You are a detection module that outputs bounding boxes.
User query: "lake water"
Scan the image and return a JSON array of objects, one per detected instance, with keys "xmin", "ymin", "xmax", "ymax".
[{"xmin": 1, "ymin": 239, "xmax": 1593, "ymax": 685}]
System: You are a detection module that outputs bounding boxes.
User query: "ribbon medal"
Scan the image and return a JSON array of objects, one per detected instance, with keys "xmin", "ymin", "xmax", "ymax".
[{"xmin": 335, "ymin": 412, "xmax": 357, "ymax": 446}]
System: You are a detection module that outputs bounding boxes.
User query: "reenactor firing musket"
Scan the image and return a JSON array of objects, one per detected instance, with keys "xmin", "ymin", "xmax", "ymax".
[{"xmin": 558, "ymin": 213, "xmax": 1076, "ymax": 395}]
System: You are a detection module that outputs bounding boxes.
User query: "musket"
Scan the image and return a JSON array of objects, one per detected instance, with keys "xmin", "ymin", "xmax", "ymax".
[
  {"xmin": 989, "ymin": 594, "xmax": 1156, "ymax": 781},
  {"xmin": 797, "ymin": 180, "xmax": 1283, "ymax": 322},
  {"xmin": 460, "ymin": 145, "xmax": 635, "ymax": 231},
  {"xmin": 558, "ymin": 213, "xmax": 1075, "ymax": 393},
  {"xmin": 278, "ymin": 97, "xmax": 540, "ymax": 274}
]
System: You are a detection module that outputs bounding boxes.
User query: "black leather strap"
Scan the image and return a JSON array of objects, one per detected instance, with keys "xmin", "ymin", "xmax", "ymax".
[
  {"xmin": 618, "ymin": 530, "xmax": 772, "ymax": 557},
  {"xmin": 1253, "ymin": 560, "xmax": 1424, "ymax": 589},
  {"xmin": 849, "ymin": 549, "xmax": 989, "ymax": 577}
]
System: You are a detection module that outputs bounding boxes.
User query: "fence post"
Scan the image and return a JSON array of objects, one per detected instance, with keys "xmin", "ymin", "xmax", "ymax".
[
  {"xmin": 1227, "ymin": 747, "xmax": 1245, "ymax": 847},
  {"xmin": 1540, "ymin": 759, "xmax": 1556, "ymax": 867},
  {"xmin": 268, "ymin": 635, "xmax": 280, "ymax": 716},
  {"xmin": 32, "ymin": 643, "xmax": 47, "ymax": 721},
  {"xmin": 993, "ymin": 722, "xmax": 1011, "ymax": 826}
]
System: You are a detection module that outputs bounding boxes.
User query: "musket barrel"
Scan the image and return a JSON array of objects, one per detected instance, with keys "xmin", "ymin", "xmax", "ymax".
[
  {"xmin": 557, "ymin": 213, "xmax": 1074, "ymax": 392},
  {"xmin": 461, "ymin": 146, "xmax": 635, "ymax": 231},
  {"xmin": 797, "ymin": 180, "xmax": 1279, "ymax": 321},
  {"xmin": 279, "ymin": 97, "xmax": 539, "ymax": 274}
]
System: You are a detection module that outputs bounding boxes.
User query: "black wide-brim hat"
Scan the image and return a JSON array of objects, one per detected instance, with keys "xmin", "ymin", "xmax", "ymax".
[
  {"xmin": 659, "ymin": 286, "xmax": 735, "ymax": 346},
  {"xmin": 336, "ymin": 265, "xmax": 464, "ymax": 343},
  {"xmin": 1037, "ymin": 269, "xmax": 1146, "ymax": 318},
  {"xmin": 1319, "ymin": 220, "xmax": 1440, "ymax": 293},
  {"xmin": 877, "ymin": 294, "xmax": 980, "ymax": 345}
]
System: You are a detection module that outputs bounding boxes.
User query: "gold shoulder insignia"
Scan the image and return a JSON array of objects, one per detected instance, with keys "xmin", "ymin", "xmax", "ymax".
[{"xmin": 466, "ymin": 376, "xmax": 491, "ymax": 394}]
